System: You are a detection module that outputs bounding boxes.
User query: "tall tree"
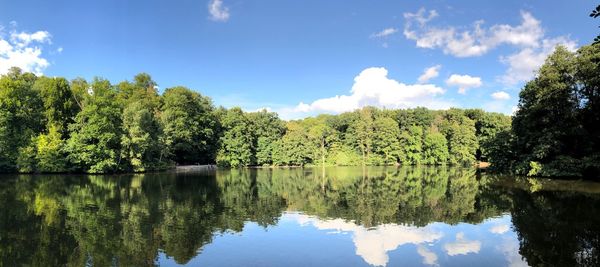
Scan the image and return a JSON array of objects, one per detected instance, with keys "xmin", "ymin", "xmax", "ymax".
[
  {"xmin": 64, "ymin": 78, "xmax": 123, "ymax": 173},
  {"xmin": 0, "ymin": 67, "xmax": 44, "ymax": 171},
  {"xmin": 439, "ymin": 109, "xmax": 478, "ymax": 165},
  {"xmin": 121, "ymin": 101, "xmax": 164, "ymax": 172},
  {"xmin": 372, "ymin": 116, "xmax": 402, "ymax": 165},
  {"xmin": 161, "ymin": 86, "xmax": 218, "ymax": 164},
  {"xmin": 348, "ymin": 107, "xmax": 376, "ymax": 164},
  {"xmin": 33, "ymin": 76, "xmax": 77, "ymax": 135},
  {"xmin": 512, "ymin": 47, "xmax": 580, "ymax": 166},
  {"xmin": 306, "ymin": 116, "xmax": 336, "ymax": 167},
  {"xmin": 216, "ymin": 107, "xmax": 255, "ymax": 167},
  {"xmin": 399, "ymin": 125, "xmax": 423, "ymax": 165},
  {"xmin": 247, "ymin": 109, "xmax": 285, "ymax": 166},
  {"xmin": 422, "ymin": 129, "xmax": 449, "ymax": 165}
]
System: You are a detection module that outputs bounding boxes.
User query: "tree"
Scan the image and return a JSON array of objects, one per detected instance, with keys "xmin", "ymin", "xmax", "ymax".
[
  {"xmin": 348, "ymin": 107, "xmax": 376, "ymax": 164},
  {"xmin": 306, "ymin": 116, "xmax": 336, "ymax": 166},
  {"xmin": 591, "ymin": 5, "xmax": 600, "ymax": 44},
  {"xmin": 116, "ymin": 73, "xmax": 160, "ymax": 111},
  {"xmin": 161, "ymin": 87, "xmax": 218, "ymax": 164},
  {"xmin": 371, "ymin": 116, "xmax": 402, "ymax": 165},
  {"xmin": 465, "ymin": 109, "xmax": 511, "ymax": 161},
  {"xmin": 439, "ymin": 109, "xmax": 478, "ymax": 165},
  {"xmin": 121, "ymin": 101, "xmax": 164, "ymax": 172},
  {"xmin": 512, "ymin": 47, "xmax": 580, "ymax": 173},
  {"xmin": 0, "ymin": 67, "xmax": 44, "ymax": 171},
  {"xmin": 399, "ymin": 125, "xmax": 423, "ymax": 165},
  {"xmin": 216, "ymin": 107, "xmax": 255, "ymax": 167},
  {"xmin": 65, "ymin": 78, "xmax": 123, "ymax": 173},
  {"xmin": 33, "ymin": 76, "xmax": 77, "ymax": 136},
  {"xmin": 422, "ymin": 129, "xmax": 449, "ymax": 165},
  {"xmin": 575, "ymin": 44, "xmax": 600, "ymax": 153},
  {"xmin": 247, "ymin": 109, "xmax": 285, "ymax": 166},
  {"xmin": 35, "ymin": 126, "xmax": 69, "ymax": 173},
  {"xmin": 273, "ymin": 121, "xmax": 312, "ymax": 166}
]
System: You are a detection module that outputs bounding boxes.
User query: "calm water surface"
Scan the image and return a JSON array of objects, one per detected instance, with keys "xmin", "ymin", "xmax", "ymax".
[{"xmin": 1, "ymin": 167, "xmax": 599, "ymax": 266}]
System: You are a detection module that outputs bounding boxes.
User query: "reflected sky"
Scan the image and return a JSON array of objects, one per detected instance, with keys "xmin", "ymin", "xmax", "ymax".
[
  {"xmin": 2, "ymin": 167, "xmax": 600, "ymax": 266},
  {"xmin": 159, "ymin": 213, "xmax": 528, "ymax": 267}
]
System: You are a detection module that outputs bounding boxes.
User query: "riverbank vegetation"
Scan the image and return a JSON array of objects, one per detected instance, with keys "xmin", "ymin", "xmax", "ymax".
[
  {"xmin": 0, "ymin": 67, "xmax": 510, "ymax": 173},
  {"xmin": 486, "ymin": 44, "xmax": 600, "ymax": 179}
]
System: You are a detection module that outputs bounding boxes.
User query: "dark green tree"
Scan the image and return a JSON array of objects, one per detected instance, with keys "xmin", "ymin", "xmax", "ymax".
[
  {"xmin": 216, "ymin": 107, "xmax": 255, "ymax": 167},
  {"xmin": 161, "ymin": 86, "xmax": 218, "ymax": 164},
  {"xmin": 65, "ymin": 78, "xmax": 123, "ymax": 173},
  {"xmin": 0, "ymin": 68, "xmax": 44, "ymax": 171}
]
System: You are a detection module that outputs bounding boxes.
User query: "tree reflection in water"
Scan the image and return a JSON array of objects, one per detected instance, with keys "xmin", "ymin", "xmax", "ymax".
[{"xmin": 0, "ymin": 167, "xmax": 599, "ymax": 266}]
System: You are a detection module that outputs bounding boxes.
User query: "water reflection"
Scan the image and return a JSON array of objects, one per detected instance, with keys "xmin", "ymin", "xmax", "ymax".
[{"xmin": 0, "ymin": 167, "xmax": 599, "ymax": 266}]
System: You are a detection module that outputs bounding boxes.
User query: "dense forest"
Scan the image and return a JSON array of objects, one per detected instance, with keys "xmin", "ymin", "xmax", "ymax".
[
  {"xmin": 0, "ymin": 66, "xmax": 511, "ymax": 173},
  {"xmin": 487, "ymin": 43, "xmax": 600, "ymax": 179}
]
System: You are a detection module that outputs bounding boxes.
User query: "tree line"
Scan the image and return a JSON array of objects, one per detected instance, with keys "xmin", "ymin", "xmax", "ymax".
[
  {"xmin": 486, "ymin": 43, "xmax": 600, "ymax": 179},
  {"xmin": 0, "ymin": 67, "xmax": 510, "ymax": 173}
]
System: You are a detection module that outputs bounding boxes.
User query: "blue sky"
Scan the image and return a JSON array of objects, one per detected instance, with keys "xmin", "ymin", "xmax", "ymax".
[{"xmin": 0, "ymin": 0, "xmax": 597, "ymax": 119}]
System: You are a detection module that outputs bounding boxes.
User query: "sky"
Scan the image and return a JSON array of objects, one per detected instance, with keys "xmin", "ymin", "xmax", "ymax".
[{"xmin": 0, "ymin": 0, "xmax": 597, "ymax": 119}]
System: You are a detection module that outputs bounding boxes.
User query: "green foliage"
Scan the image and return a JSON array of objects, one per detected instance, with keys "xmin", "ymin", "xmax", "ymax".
[
  {"xmin": 273, "ymin": 121, "xmax": 312, "ymax": 166},
  {"xmin": 0, "ymin": 68, "xmax": 44, "ymax": 171},
  {"xmin": 216, "ymin": 107, "xmax": 255, "ymax": 167},
  {"xmin": 65, "ymin": 78, "xmax": 123, "ymax": 173},
  {"xmin": 592, "ymin": 5, "xmax": 600, "ymax": 44},
  {"xmin": 422, "ymin": 130, "xmax": 449, "ymax": 165},
  {"xmin": 35, "ymin": 126, "xmax": 68, "ymax": 172},
  {"xmin": 0, "ymin": 69, "xmax": 512, "ymax": 173},
  {"xmin": 33, "ymin": 76, "xmax": 76, "ymax": 135},
  {"xmin": 399, "ymin": 125, "xmax": 423, "ymax": 165},
  {"xmin": 161, "ymin": 86, "xmax": 218, "ymax": 164},
  {"xmin": 371, "ymin": 116, "xmax": 402, "ymax": 165},
  {"xmin": 439, "ymin": 109, "xmax": 478, "ymax": 165},
  {"xmin": 247, "ymin": 109, "xmax": 285, "ymax": 166},
  {"xmin": 121, "ymin": 101, "xmax": 165, "ymax": 172},
  {"xmin": 490, "ymin": 44, "xmax": 600, "ymax": 179}
]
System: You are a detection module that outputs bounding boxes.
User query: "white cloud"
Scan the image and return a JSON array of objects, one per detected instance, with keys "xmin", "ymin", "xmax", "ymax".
[
  {"xmin": 371, "ymin": 28, "xmax": 398, "ymax": 38},
  {"xmin": 417, "ymin": 245, "xmax": 439, "ymax": 266},
  {"xmin": 403, "ymin": 8, "xmax": 577, "ymax": 85},
  {"xmin": 446, "ymin": 74, "xmax": 482, "ymax": 94},
  {"xmin": 418, "ymin": 65, "xmax": 441, "ymax": 83},
  {"xmin": 279, "ymin": 67, "xmax": 452, "ymax": 119},
  {"xmin": 293, "ymin": 213, "xmax": 443, "ymax": 267},
  {"xmin": 0, "ymin": 24, "xmax": 52, "ymax": 75},
  {"xmin": 444, "ymin": 232, "xmax": 482, "ymax": 256},
  {"xmin": 498, "ymin": 237, "xmax": 529, "ymax": 267},
  {"xmin": 490, "ymin": 223, "xmax": 510, "ymax": 234},
  {"xmin": 208, "ymin": 0, "xmax": 230, "ymax": 22},
  {"xmin": 491, "ymin": 91, "xmax": 510, "ymax": 100},
  {"xmin": 403, "ymin": 9, "xmax": 544, "ymax": 57},
  {"xmin": 10, "ymin": 30, "xmax": 51, "ymax": 47},
  {"xmin": 499, "ymin": 37, "xmax": 577, "ymax": 85}
]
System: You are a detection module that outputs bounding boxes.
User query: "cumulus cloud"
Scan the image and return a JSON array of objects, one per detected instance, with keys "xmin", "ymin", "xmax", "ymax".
[
  {"xmin": 403, "ymin": 8, "xmax": 577, "ymax": 85},
  {"xmin": 279, "ymin": 67, "xmax": 452, "ymax": 119},
  {"xmin": 490, "ymin": 223, "xmax": 511, "ymax": 234},
  {"xmin": 446, "ymin": 74, "xmax": 482, "ymax": 94},
  {"xmin": 0, "ymin": 23, "xmax": 52, "ymax": 75},
  {"xmin": 499, "ymin": 37, "xmax": 577, "ymax": 85},
  {"xmin": 444, "ymin": 232, "xmax": 482, "ymax": 256},
  {"xmin": 208, "ymin": 0, "xmax": 230, "ymax": 22},
  {"xmin": 417, "ymin": 245, "xmax": 439, "ymax": 266},
  {"xmin": 418, "ymin": 65, "xmax": 441, "ymax": 83},
  {"xmin": 491, "ymin": 91, "xmax": 510, "ymax": 100},
  {"xmin": 403, "ymin": 9, "xmax": 543, "ymax": 57},
  {"xmin": 371, "ymin": 28, "xmax": 398, "ymax": 38},
  {"xmin": 293, "ymin": 213, "xmax": 443, "ymax": 266}
]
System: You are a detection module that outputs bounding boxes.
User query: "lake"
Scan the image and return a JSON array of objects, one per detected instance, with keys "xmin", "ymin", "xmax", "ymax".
[{"xmin": 1, "ymin": 167, "xmax": 599, "ymax": 266}]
